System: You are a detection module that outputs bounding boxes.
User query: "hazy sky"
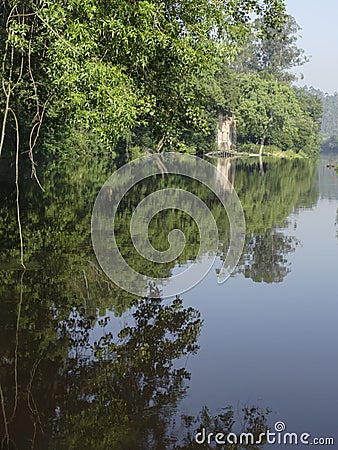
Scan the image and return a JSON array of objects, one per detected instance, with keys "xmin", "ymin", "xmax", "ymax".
[{"xmin": 286, "ymin": 0, "xmax": 338, "ymax": 93}]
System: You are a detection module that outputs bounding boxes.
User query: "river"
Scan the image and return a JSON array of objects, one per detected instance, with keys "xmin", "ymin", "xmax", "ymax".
[{"xmin": 0, "ymin": 152, "xmax": 337, "ymax": 449}]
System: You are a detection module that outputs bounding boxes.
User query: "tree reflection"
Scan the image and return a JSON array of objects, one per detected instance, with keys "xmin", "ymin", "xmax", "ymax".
[
  {"xmin": 237, "ymin": 230, "xmax": 299, "ymax": 283},
  {"xmin": 0, "ymin": 154, "xmax": 319, "ymax": 314},
  {"xmin": 214, "ymin": 157, "xmax": 317, "ymax": 283},
  {"xmin": 0, "ymin": 294, "xmax": 203, "ymax": 449},
  {"xmin": 175, "ymin": 405, "xmax": 271, "ymax": 449},
  {"xmin": 55, "ymin": 296, "xmax": 202, "ymax": 450},
  {"xmin": 0, "ymin": 288, "xmax": 273, "ymax": 449},
  {"xmin": 0, "ymin": 152, "xmax": 319, "ymax": 448}
]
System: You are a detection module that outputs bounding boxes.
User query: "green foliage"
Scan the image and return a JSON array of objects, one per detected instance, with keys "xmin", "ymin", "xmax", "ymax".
[
  {"xmin": 234, "ymin": 15, "xmax": 308, "ymax": 82},
  {"xmin": 207, "ymin": 15, "xmax": 322, "ymax": 156},
  {"xmin": 0, "ymin": 0, "xmax": 287, "ymax": 159},
  {"xmin": 0, "ymin": 1, "xmax": 322, "ymax": 160},
  {"xmin": 225, "ymin": 73, "xmax": 322, "ymax": 155},
  {"xmin": 236, "ymin": 74, "xmax": 301, "ymax": 148}
]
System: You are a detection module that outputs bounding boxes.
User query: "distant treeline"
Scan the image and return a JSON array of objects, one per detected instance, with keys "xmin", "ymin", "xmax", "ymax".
[
  {"xmin": 321, "ymin": 92, "xmax": 338, "ymax": 152},
  {"xmin": 321, "ymin": 93, "xmax": 338, "ymax": 136},
  {"xmin": 302, "ymin": 87, "xmax": 338, "ymax": 152}
]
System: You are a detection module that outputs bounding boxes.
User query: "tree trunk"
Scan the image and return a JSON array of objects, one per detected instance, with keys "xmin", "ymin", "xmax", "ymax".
[
  {"xmin": 156, "ymin": 135, "xmax": 165, "ymax": 153},
  {"xmin": 259, "ymin": 135, "xmax": 265, "ymax": 158}
]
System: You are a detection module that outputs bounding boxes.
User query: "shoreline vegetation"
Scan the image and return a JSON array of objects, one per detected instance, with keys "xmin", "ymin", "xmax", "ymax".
[
  {"xmin": 0, "ymin": 1, "xmax": 323, "ymax": 168},
  {"xmin": 206, "ymin": 146, "xmax": 310, "ymax": 160}
]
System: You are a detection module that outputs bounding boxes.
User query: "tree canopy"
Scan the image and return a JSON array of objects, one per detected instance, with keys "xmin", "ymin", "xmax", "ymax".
[
  {"xmin": 234, "ymin": 15, "xmax": 308, "ymax": 82},
  {"xmin": 0, "ymin": 0, "xmax": 287, "ymax": 160}
]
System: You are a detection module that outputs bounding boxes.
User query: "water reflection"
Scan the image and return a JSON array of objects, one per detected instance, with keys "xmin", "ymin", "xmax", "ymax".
[
  {"xmin": 0, "ymin": 286, "xmax": 271, "ymax": 450},
  {"xmin": 237, "ymin": 230, "xmax": 299, "ymax": 283},
  {"xmin": 318, "ymin": 152, "xmax": 338, "ymax": 201},
  {"xmin": 0, "ymin": 154, "xmax": 320, "ymax": 448},
  {"xmin": 216, "ymin": 157, "xmax": 236, "ymax": 193},
  {"xmin": 220, "ymin": 156, "xmax": 318, "ymax": 283},
  {"xmin": 56, "ymin": 297, "xmax": 203, "ymax": 449},
  {"xmin": 0, "ymin": 289, "xmax": 202, "ymax": 448}
]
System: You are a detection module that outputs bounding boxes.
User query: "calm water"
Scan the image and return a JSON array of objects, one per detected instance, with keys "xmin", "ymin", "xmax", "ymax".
[{"xmin": 0, "ymin": 153, "xmax": 337, "ymax": 449}]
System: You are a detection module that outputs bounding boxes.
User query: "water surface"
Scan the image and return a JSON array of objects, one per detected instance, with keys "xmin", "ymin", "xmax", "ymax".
[{"xmin": 0, "ymin": 153, "xmax": 337, "ymax": 448}]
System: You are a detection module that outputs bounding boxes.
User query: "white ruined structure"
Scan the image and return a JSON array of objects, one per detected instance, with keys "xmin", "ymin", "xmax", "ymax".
[{"xmin": 217, "ymin": 113, "xmax": 237, "ymax": 151}]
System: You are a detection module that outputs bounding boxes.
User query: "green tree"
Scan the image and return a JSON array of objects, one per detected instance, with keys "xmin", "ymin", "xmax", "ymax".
[
  {"xmin": 290, "ymin": 88, "xmax": 322, "ymax": 155},
  {"xmin": 234, "ymin": 14, "xmax": 308, "ymax": 82},
  {"xmin": 236, "ymin": 74, "xmax": 302, "ymax": 155},
  {"xmin": 0, "ymin": 0, "xmax": 287, "ymax": 162}
]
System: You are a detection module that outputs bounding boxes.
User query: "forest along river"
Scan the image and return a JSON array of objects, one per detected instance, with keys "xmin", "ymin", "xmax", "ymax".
[{"xmin": 0, "ymin": 152, "xmax": 337, "ymax": 448}]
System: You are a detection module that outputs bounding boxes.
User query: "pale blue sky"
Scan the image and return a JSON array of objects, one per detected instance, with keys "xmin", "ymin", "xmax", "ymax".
[{"xmin": 286, "ymin": 0, "xmax": 338, "ymax": 93}]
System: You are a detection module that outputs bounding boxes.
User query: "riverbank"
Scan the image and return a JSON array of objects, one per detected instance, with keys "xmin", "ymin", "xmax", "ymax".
[{"xmin": 206, "ymin": 146, "xmax": 311, "ymax": 160}]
